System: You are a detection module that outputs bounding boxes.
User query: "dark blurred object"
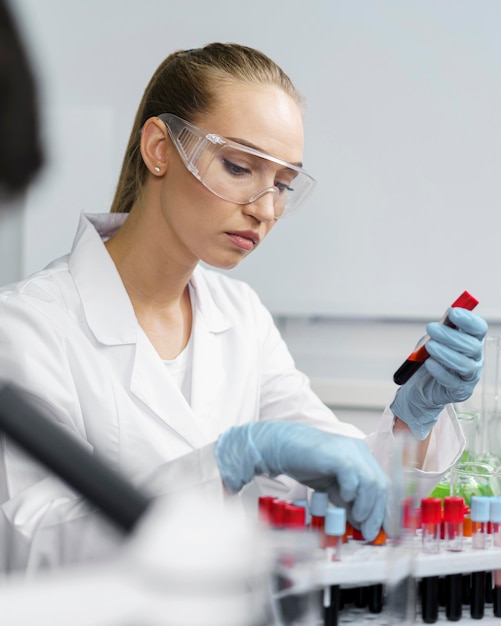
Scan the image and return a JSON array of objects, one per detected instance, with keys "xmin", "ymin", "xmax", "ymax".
[
  {"xmin": 0, "ymin": 384, "xmax": 151, "ymax": 533},
  {"xmin": 0, "ymin": 0, "xmax": 43, "ymax": 196}
]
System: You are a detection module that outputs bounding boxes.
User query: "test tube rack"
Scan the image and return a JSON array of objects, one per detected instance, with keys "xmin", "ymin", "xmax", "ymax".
[{"xmin": 285, "ymin": 536, "xmax": 501, "ymax": 624}]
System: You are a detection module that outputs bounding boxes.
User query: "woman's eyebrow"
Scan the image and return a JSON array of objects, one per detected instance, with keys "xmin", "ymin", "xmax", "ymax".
[{"xmin": 227, "ymin": 136, "xmax": 303, "ymax": 168}]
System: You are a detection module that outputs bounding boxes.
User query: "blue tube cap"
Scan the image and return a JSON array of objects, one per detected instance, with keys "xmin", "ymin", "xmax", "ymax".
[
  {"xmin": 310, "ymin": 491, "xmax": 329, "ymax": 517},
  {"xmin": 490, "ymin": 496, "xmax": 501, "ymax": 524},
  {"xmin": 470, "ymin": 496, "xmax": 490, "ymax": 522},
  {"xmin": 325, "ymin": 507, "xmax": 346, "ymax": 536}
]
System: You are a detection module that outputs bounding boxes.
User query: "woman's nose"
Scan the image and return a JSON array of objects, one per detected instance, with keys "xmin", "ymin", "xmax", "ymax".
[{"xmin": 243, "ymin": 187, "xmax": 277, "ymax": 222}]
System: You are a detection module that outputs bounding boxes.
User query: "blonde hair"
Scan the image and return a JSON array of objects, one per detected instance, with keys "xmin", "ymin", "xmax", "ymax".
[{"xmin": 110, "ymin": 42, "xmax": 303, "ymax": 214}]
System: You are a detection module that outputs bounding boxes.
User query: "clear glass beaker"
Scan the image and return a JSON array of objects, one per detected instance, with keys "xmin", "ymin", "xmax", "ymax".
[
  {"xmin": 479, "ymin": 336, "xmax": 501, "ymax": 461},
  {"xmin": 450, "ymin": 461, "xmax": 500, "ymax": 506},
  {"xmin": 456, "ymin": 411, "xmax": 479, "ymax": 462}
]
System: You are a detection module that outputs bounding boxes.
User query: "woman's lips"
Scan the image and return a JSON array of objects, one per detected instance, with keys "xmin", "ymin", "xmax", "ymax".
[{"xmin": 225, "ymin": 231, "xmax": 259, "ymax": 251}]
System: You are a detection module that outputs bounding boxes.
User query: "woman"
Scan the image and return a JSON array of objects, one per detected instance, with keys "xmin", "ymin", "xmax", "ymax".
[{"xmin": 0, "ymin": 43, "xmax": 486, "ymax": 573}]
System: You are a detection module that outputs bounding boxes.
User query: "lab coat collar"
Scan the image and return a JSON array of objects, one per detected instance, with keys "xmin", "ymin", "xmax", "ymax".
[
  {"xmin": 69, "ymin": 213, "xmax": 232, "ymax": 344},
  {"xmin": 68, "ymin": 213, "xmax": 232, "ymax": 446},
  {"xmin": 69, "ymin": 213, "xmax": 137, "ymax": 345}
]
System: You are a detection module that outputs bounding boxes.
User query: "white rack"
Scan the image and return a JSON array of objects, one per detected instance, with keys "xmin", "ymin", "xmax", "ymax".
[
  {"xmin": 313, "ymin": 538, "xmax": 501, "ymax": 587},
  {"xmin": 283, "ymin": 537, "xmax": 501, "ymax": 624}
]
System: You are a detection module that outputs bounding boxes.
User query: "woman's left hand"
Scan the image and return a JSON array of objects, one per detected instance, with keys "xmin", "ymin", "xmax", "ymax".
[{"xmin": 390, "ymin": 308, "xmax": 487, "ymax": 440}]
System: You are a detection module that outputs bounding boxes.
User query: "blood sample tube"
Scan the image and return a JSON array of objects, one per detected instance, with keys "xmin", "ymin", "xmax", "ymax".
[
  {"xmin": 310, "ymin": 491, "xmax": 328, "ymax": 546},
  {"xmin": 421, "ymin": 575, "xmax": 439, "ymax": 624},
  {"xmin": 258, "ymin": 495, "xmax": 277, "ymax": 525},
  {"xmin": 366, "ymin": 528, "xmax": 385, "ymax": 614},
  {"xmin": 403, "ymin": 496, "xmax": 419, "ymax": 535},
  {"xmin": 324, "ymin": 507, "xmax": 345, "ymax": 562},
  {"xmin": 421, "ymin": 498, "xmax": 442, "ymax": 554},
  {"xmin": 443, "ymin": 496, "xmax": 464, "ymax": 552},
  {"xmin": 470, "ymin": 496, "xmax": 490, "ymax": 620},
  {"xmin": 323, "ymin": 508, "xmax": 345, "ymax": 626},
  {"xmin": 443, "ymin": 496, "xmax": 465, "ymax": 621},
  {"xmin": 420, "ymin": 499, "xmax": 440, "ymax": 622},
  {"xmin": 292, "ymin": 498, "xmax": 310, "ymax": 526},
  {"xmin": 270, "ymin": 499, "xmax": 288, "ymax": 529},
  {"xmin": 342, "ymin": 521, "xmax": 353, "ymax": 543},
  {"xmin": 393, "ymin": 291, "xmax": 478, "ymax": 385},
  {"xmin": 351, "ymin": 527, "xmax": 365, "ymax": 541},
  {"xmin": 490, "ymin": 496, "xmax": 501, "ymax": 617},
  {"xmin": 420, "ymin": 498, "xmax": 442, "ymax": 624},
  {"xmin": 471, "ymin": 496, "xmax": 490, "ymax": 550},
  {"xmin": 284, "ymin": 503, "xmax": 306, "ymax": 529}
]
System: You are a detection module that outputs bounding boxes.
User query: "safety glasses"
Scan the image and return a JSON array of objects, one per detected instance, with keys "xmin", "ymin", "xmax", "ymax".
[{"xmin": 157, "ymin": 113, "xmax": 316, "ymax": 218}]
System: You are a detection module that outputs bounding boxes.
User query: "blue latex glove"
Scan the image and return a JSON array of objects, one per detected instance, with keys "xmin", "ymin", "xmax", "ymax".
[
  {"xmin": 391, "ymin": 308, "xmax": 487, "ymax": 440},
  {"xmin": 215, "ymin": 420, "xmax": 389, "ymax": 541}
]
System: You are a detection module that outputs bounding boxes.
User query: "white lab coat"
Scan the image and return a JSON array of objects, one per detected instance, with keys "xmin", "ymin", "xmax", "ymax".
[{"xmin": 0, "ymin": 213, "xmax": 464, "ymax": 573}]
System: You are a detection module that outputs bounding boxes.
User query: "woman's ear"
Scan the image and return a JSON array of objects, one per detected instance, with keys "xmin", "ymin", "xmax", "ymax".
[{"xmin": 140, "ymin": 117, "xmax": 170, "ymax": 176}]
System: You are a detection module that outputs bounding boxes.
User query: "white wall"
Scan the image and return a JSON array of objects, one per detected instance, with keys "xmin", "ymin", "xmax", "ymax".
[
  {"xmin": 7, "ymin": 0, "xmax": 499, "ymax": 426},
  {"xmin": 10, "ymin": 0, "xmax": 501, "ymax": 318}
]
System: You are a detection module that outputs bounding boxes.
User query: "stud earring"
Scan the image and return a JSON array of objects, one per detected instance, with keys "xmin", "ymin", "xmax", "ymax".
[{"xmin": 154, "ymin": 166, "xmax": 161, "ymax": 173}]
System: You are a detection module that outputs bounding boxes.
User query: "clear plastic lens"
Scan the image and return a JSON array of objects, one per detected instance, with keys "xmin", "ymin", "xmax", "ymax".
[
  {"xmin": 200, "ymin": 146, "xmax": 301, "ymax": 212},
  {"xmin": 159, "ymin": 113, "xmax": 315, "ymax": 217}
]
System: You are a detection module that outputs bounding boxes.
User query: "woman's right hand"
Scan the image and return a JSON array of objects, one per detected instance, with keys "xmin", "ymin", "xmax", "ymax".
[{"xmin": 215, "ymin": 420, "xmax": 389, "ymax": 541}]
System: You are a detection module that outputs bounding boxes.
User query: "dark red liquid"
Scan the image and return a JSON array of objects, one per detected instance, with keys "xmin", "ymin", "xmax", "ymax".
[
  {"xmin": 445, "ymin": 574, "xmax": 462, "ymax": 621},
  {"xmin": 393, "ymin": 358, "xmax": 427, "ymax": 385},
  {"xmin": 421, "ymin": 576, "xmax": 439, "ymax": 624},
  {"xmin": 470, "ymin": 571, "xmax": 485, "ymax": 620},
  {"xmin": 494, "ymin": 586, "xmax": 501, "ymax": 617}
]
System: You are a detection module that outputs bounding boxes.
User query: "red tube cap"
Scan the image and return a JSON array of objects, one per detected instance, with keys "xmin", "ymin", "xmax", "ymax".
[
  {"xmin": 443, "ymin": 496, "xmax": 465, "ymax": 523},
  {"xmin": 284, "ymin": 503, "xmax": 306, "ymax": 528},
  {"xmin": 421, "ymin": 498, "xmax": 442, "ymax": 524}
]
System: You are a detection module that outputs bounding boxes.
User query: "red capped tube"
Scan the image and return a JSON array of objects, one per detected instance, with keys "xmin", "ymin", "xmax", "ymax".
[
  {"xmin": 393, "ymin": 290, "xmax": 479, "ymax": 385},
  {"xmin": 284, "ymin": 503, "xmax": 306, "ymax": 529},
  {"xmin": 421, "ymin": 497, "xmax": 442, "ymax": 554},
  {"xmin": 443, "ymin": 496, "xmax": 464, "ymax": 552}
]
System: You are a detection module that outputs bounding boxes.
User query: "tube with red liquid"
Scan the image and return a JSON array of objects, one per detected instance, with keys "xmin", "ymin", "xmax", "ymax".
[
  {"xmin": 490, "ymin": 496, "xmax": 501, "ymax": 618},
  {"xmin": 443, "ymin": 496, "xmax": 465, "ymax": 622},
  {"xmin": 393, "ymin": 290, "xmax": 479, "ymax": 386},
  {"xmin": 310, "ymin": 491, "xmax": 328, "ymax": 547},
  {"xmin": 470, "ymin": 496, "xmax": 490, "ymax": 620},
  {"xmin": 323, "ymin": 507, "xmax": 345, "ymax": 626},
  {"xmin": 421, "ymin": 497, "xmax": 441, "ymax": 554},
  {"xmin": 443, "ymin": 496, "xmax": 464, "ymax": 552},
  {"xmin": 420, "ymin": 498, "xmax": 442, "ymax": 624}
]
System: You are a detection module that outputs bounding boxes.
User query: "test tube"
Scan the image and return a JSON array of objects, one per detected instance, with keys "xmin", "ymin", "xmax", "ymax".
[
  {"xmin": 310, "ymin": 491, "xmax": 328, "ymax": 546},
  {"xmin": 471, "ymin": 495, "xmax": 490, "ymax": 550},
  {"xmin": 420, "ymin": 576, "xmax": 439, "ymax": 624},
  {"xmin": 421, "ymin": 498, "xmax": 442, "ymax": 554},
  {"xmin": 323, "ymin": 507, "xmax": 345, "ymax": 626},
  {"xmin": 258, "ymin": 495, "xmax": 277, "ymax": 525},
  {"xmin": 324, "ymin": 507, "xmax": 345, "ymax": 561},
  {"xmin": 419, "ymin": 498, "xmax": 441, "ymax": 622},
  {"xmin": 470, "ymin": 496, "xmax": 490, "ymax": 620},
  {"xmin": 283, "ymin": 503, "xmax": 306, "ymax": 529},
  {"xmin": 443, "ymin": 496, "xmax": 465, "ymax": 622},
  {"xmin": 292, "ymin": 498, "xmax": 311, "ymax": 526},
  {"xmin": 270, "ymin": 499, "xmax": 288, "ymax": 529},
  {"xmin": 443, "ymin": 496, "xmax": 464, "ymax": 552},
  {"xmin": 393, "ymin": 291, "xmax": 478, "ymax": 385},
  {"xmin": 490, "ymin": 496, "xmax": 501, "ymax": 617}
]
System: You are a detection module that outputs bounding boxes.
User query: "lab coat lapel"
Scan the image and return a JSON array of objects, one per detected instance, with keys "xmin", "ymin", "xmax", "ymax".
[
  {"xmin": 189, "ymin": 270, "xmax": 231, "ymax": 428},
  {"xmin": 190, "ymin": 313, "xmax": 226, "ymax": 424},
  {"xmin": 71, "ymin": 215, "xmax": 214, "ymax": 448},
  {"xmin": 131, "ymin": 328, "xmax": 212, "ymax": 448}
]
